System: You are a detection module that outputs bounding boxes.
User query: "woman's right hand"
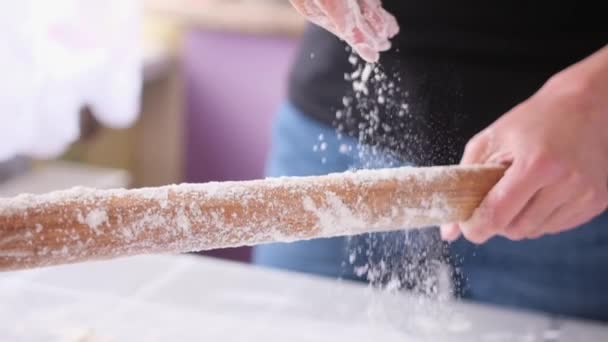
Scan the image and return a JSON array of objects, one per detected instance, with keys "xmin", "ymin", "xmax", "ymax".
[{"xmin": 289, "ymin": 0, "xmax": 399, "ymax": 63}]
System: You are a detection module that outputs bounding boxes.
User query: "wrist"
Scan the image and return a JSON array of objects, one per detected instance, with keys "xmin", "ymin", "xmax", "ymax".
[
  {"xmin": 541, "ymin": 70, "xmax": 597, "ymax": 116},
  {"xmin": 536, "ymin": 72, "xmax": 608, "ymax": 151},
  {"xmin": 552, "ymin": 46, "xmax": 608, "ymax": 109}
]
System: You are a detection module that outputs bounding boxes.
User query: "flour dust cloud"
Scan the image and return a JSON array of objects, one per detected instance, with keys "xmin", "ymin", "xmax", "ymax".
[{"xmin": 328, "ymin": 51, "xmax": 458, "ymax": 333}]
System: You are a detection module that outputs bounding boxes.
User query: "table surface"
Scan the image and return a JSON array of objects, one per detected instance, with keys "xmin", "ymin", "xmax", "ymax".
[
  {"xmin": 1, "ymin": 254, "xmax": 606, "ymax": 341},
  {"xmin": 0, "ymin": 161, "xmax": 131, "ymax": 198}
]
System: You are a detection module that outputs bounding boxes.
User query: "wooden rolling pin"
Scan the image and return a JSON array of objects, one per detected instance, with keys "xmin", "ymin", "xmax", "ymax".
[{"xmin": 0, "ymin": 165, "xmax": 504, "ymax": 271}]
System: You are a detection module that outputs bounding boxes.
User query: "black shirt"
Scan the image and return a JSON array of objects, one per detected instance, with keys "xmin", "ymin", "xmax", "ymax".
[{"xmin": 287, "ymin": 1, "xmax": 607, "ymax": 165}]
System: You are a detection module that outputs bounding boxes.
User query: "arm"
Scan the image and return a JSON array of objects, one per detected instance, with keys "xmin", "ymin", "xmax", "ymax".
[{"xmin": 441, "ymin": 45, "xmax": 608, "ymax": 243}]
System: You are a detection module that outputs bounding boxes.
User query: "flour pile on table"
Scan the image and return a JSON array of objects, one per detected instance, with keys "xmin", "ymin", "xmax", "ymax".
[{"xmin": 0, "ymin": 0, "xmax": 142, "ymax": 161}]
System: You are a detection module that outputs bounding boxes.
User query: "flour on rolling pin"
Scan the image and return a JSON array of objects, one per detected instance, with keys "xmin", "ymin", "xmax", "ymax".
[{"xmin": 0, "ymin": 165, "xmax": 504, "ymax": 271}]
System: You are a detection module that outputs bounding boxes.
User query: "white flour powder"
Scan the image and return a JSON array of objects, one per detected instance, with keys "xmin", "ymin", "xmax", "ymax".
[{"xmin": 334, "ymin": 52, "xmax": 459, "ymax": 333}]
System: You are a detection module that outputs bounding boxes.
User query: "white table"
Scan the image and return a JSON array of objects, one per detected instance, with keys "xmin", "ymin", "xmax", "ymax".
[
  {"xmin": 0, "ymin": 161, "xmax": 131, "ymax": 197},
  {"xmin": 0, "ymin": 255, "xmax": 606, "ymax": 341}
]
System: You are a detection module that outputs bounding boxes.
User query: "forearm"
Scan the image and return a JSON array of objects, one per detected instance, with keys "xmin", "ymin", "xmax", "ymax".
[
  {"xmin": 575, "ymin": 45, "xmax": 608, "ymax": 135},
  {"xmin": 572, "ymin": 45, "xmax": 608, "ymax": 85},
  {"xmin": 549, "ymin": 45, "xmax": 608, "ymax": 108}
]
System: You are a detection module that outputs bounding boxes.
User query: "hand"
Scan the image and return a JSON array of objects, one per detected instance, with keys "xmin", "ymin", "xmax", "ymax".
[
  {"xmin": 441, "ymin": 46, "xmax": 608, "ymax": 243},
  {"xmin": 289, "ymin": 0, "xmax": 399, "ymax": 63}
]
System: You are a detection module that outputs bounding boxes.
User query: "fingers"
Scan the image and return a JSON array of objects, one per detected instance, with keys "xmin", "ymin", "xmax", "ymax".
[
  {"xmin": 499, "ymin": 184, "xmax": 570, "ymax": 240},
  {"xmin": 445, "ymin": 184, "xmax": 603, "ymax": 244},
  {"xmin": 301, "ymin": 0, "xmax": 397, "ymax": 63},
  {"xmin": 357, "ymin": 0, "xmax": 385, "ymax": 36},
  {"xmin": 443, "ymin": 58, "xmax": 608, "ymax": 244},
  {"xmin": 290, "ymin": 0, "xmax": 340, "ymax": 36},
  {"xmin": 381, "ymin": 8, "xmax": 400, "ymax": 37},
  {"xmin": 343, "ymin": 1, "xmax": 387, "ymax": 62},
  {"xmin": 461, "ymin": 136, "xmax": 489, "ymax": 165},
  {"xmin": 456, "ymin": 129, "xmax": 572, "ymax": 243},
  {"xmin": 460, "ymin": 159, "xmax": 554, "ymax": 243},
  {"xmin": 351, "ymin": 0, "xmax": 398, "ymax": 61},
  {"xmin": 440, "ymin": 223, "xmax": 461, "ymax": 242},
  {"xmin": 439, "ymin": 133, "xmax": 490, "ymax": 242},
  {"xmin": 352, "ymin": 43, "xmax": 379, "ymax": 63},
  {"xmin": 290, "ymin": 0, "xmax": 322, "ymax": 19},
  {"xmin": 357, "ymin": 0, "xmax": 397, "ymax": 44},
  {"xmin": 460, "ymin": 154, "xmax": 608, "ymax": 243},
  {"xmin": 313, "ymin": 0, "xmax": 349, "ymax": 32},
  {"xmin": 541, "ymin": 187, "xmax": 608, "ymax": 235}
]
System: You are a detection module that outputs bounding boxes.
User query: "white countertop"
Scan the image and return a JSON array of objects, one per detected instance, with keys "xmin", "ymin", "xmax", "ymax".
[
  {"xmin": 0, "ymin": 161, "xmax": 131, "ymax": 197},
  {"xmin": 0, "ymin": 254, "xmax": 606, "ymax": 341}
]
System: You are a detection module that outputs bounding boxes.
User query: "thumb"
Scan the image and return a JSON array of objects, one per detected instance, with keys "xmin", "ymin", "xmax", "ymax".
[{"xmin": 461, "ymin": 131, "xmax": 493, "ymax": 165}]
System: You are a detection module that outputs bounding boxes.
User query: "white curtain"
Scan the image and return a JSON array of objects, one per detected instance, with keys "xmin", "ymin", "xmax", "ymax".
[{"xmin": 0, "ymin": 0, "xmax": 142, "ymax": 161}]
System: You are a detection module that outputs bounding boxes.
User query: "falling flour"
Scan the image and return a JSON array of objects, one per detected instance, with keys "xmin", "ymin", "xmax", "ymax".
[{"xmin": 333, "ymin": 52, "xmax": 461, "ymax": 334}]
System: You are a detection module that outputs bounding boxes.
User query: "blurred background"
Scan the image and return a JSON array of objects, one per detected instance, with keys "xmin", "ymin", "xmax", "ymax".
[{"xmin": 0, "ymin": 0, "xmax": 306, "ymax": 263}]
